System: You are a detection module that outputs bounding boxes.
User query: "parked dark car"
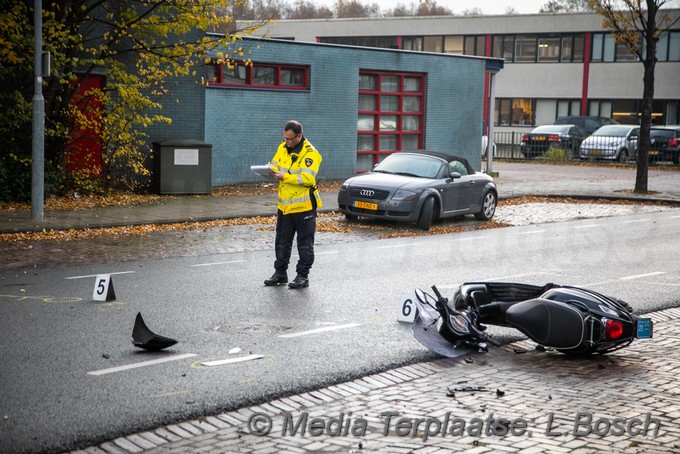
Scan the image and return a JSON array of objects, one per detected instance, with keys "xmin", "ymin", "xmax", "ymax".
[
  {"xmin": 556, "ymin": 115, "xmax": 619, "ymax": 135},
  {"xmin": 337, "ymin": 151, "xmax": 497, "ymax": 230},
  {"xmin": 520, "ymin": 124, "xmax": 588, "ymax": 158},
  {"xmin": 648, "ymin": 126, "xmax": 680, "ymax": 164}
]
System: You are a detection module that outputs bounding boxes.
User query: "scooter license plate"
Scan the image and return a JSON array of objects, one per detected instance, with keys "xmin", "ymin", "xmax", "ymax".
[{"xmin": 636, "ymin": 318, "xmax": 653, "ymax": 338}]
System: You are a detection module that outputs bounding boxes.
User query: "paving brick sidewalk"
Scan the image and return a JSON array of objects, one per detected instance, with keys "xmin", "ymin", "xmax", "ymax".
[{"xmin": 72, "ymin": 308, "xmax": 680, "ymax": 454}]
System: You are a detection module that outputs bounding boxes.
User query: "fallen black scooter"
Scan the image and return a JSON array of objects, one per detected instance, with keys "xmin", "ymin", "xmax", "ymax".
[{"xmin": 411, "ymin": 282, "xmax": 653, "ymax": 357}]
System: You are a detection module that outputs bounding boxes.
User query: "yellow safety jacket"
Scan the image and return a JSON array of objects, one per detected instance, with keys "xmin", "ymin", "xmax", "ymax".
[{"xmin": 269, "ymin": 137, "xmax": 323, "ymax": 215}]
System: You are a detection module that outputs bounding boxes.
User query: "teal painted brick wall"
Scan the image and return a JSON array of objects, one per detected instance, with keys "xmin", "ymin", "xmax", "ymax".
[{"xmin": 176, "ymin": 38, "xmax": 488, "ymax": 186}]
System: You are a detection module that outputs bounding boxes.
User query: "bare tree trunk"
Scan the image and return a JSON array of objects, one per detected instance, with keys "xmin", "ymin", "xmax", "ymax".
[{"xmin": 634, "ymin": 0, "xmax": 658, "ymax": 194}]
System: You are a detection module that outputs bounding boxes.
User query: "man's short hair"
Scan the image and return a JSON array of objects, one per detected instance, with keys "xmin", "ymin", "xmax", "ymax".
[{"xmin": 284, "ymin": 120, "xmax": 303, "ymax": 136}]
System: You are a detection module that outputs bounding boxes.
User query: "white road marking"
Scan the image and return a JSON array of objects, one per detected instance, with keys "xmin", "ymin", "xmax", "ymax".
[
  {"xmin": 579, "ymin": 271, "xmax": 666, "ymax": 287},
  {"xmin": 619, "ymin": 272, "xmax": 666, "ymax": 280},
  {"xmin": 458, "ymin": 236, "xmax": 487, "ymax": 241},
  {"xmin": 279, "ymin": 323, "xmax": 361, "ymax": 339},
  {"xmin": 671, "ymin": 215, "xmax": 680, "ymax": 219},
  {"xmin": 200, "ymin": 355, "xmax": 264, "ymax": 367},
  {"xmin": 65, "ymin": 271, "xmax": 135, "ymax": 280},
  {"xmin": 622, "ymin": 219, "xmax": 650, "ymax": 224},
  {"xmin": 191, "ymin": 260, "xmax": 245, "ymax": 267},
  {"xmin": 574, "ymin": 224, "xmax": 600, "ymax": 229},
  {"xmin": 515, "ymin": 230, "xmax": 545, "ymax": 235},
  {"xmin": 315, "ymin": 250, "xmax": 339, "ymax": 255},
  {"xmin": 377, "ymin": 243, "xmax": 422, "ymax": 249},
  {"xmin": 87, "ymin": 353, "xmax": 198, "ymax": 376}
]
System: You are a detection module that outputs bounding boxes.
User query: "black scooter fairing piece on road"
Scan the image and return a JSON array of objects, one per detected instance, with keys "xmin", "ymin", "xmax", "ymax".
[
  {"xmin": 132, "ymin": 312, "xmax": 178, "ymax": 351},
  {"xmin": 504, "ymin": 298, "xmax": 585, "ymax": 349},
  {"xmin": 412, "ymin": 314, "xmax": 471, "ymax": 358},
  {"xmin": 411, "ymin": 299, "xmax": 470, "ymax": 358}
]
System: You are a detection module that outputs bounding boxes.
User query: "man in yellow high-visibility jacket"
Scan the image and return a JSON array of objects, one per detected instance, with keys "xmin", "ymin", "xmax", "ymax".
[{"xmin": 264, "ymin": 120, "xmax": 323, "ymax": 289}]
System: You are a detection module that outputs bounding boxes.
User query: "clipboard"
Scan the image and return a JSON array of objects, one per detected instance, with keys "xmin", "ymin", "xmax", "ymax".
[{"xmin": 250, "ymin": 164, "xmax": 276, "ymax": 181}]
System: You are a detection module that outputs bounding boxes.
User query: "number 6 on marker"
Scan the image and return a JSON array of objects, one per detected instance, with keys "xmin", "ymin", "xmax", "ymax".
[{"xmin": 397, "ymin": 292, "xmax": 417, "ymax": 323}]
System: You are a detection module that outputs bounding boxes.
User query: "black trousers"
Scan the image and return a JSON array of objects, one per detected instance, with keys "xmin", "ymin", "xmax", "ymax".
[{"xmin": 274, "ymin": 209, "xmax": 316, "ymax": 277}]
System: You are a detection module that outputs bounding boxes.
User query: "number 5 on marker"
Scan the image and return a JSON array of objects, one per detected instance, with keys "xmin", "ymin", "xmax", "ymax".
[
  {"xmin": 92, "ymin": 274, "xmax": 116, "ymax": 301},
  {"xmin": 397, "ymin": 291, "xmax": 417, "ymax": 323}
]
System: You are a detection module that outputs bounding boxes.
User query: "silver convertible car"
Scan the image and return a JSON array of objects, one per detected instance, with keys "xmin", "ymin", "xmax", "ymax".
[{"xmin": 337, "ymin": 151, "xmax": 498, "ymax": 230}]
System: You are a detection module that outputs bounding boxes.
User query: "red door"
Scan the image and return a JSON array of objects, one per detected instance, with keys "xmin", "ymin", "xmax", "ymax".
[{"xmin": 65, "ymin": 74, "xmax": 105, "ymax": 177}]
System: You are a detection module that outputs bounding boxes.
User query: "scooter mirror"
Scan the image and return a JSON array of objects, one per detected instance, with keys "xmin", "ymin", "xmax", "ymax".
[{"xmin": 415, "ymin": 288, "xmax": 427, "ymax": 304}]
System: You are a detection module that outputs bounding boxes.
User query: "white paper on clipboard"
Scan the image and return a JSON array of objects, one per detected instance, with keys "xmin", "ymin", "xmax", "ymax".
[{"xmin": 250, "ymin": 164, "xmax": 276, "ymax": 180}]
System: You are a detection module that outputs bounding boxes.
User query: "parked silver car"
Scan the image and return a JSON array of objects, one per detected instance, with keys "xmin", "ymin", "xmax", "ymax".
[
  {"xmin": 337, "ymin": 151, "xmax": 497, "ymax": 230},
  {"xmin": 579, "ymin": 125, "xmax": 639, "ymax": 162}
]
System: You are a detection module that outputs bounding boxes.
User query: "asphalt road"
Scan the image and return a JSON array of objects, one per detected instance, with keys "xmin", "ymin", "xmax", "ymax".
[{"xmin": 1, "ymin": 209, "xmax": 679, "ymax": 453}]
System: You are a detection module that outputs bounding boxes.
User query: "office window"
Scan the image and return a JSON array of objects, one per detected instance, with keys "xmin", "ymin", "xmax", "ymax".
[
  {"xmin": 207, "ymin": 62, "xmax": 308, "ymax": 89},
  {"xmin": 403, "ymin": 36, "xmax": 423, "ymax": 51},
  {"xmin": 515, "ymin": 35, "xmax": 537, "ymax": 62},
  {"xmin": 357, "ymin": 71, "xmax": 425, "ymax": 172},
  {"xmin": 423, "ymin": 36, "xmax": 443, "ymax": 53},
  {"xmin": 591, "ymin": 32, "xmax": 638, "ymax": 62},
  {"xmin": 445, "ymin": 36, "xmax": 464, "ymax": 54},
  {"xmin": 538, "ymin": 35, "xmax": 560, "ymax": 62},
  {"xmin": 320, "ymin": 36, "xmax": 399, "ymax": 49},
  {"xmin": 495, "ymin": 98, "xmax": 535, "ymax": 126},
  {"xmin": 572, "ymin": 34, "xmax": 585, "ymax": 62},
  {"xmin": 669, "ymin": 32, "xmax": 680, "ymax": 61}
]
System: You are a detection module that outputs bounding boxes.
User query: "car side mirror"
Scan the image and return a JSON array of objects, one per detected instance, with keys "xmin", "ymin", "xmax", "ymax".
[{"xmin": 449, "ymin": 171, "xmax": 462, "ymax": 180}]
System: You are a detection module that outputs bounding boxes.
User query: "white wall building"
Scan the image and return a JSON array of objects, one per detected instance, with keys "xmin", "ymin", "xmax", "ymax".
[{"xmin": 250, "ymin": 11, "xmax": 680, "ymax": 141}]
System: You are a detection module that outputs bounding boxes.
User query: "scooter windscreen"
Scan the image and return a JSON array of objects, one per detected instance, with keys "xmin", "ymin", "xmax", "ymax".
[{"xmin": 411, "ymin": 292, "xmax": 471, "ymax": 358}]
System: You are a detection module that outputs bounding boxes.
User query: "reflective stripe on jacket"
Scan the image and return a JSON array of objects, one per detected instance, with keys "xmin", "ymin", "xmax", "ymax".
[{"xmin": 270, "ymin": 138, "xmax": 323, "ymax": 214}]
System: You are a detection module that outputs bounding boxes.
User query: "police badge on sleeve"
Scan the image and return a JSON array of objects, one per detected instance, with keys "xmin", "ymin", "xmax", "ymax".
[{"xmin": 305, "ymin": 158, "xmax": 313, "ymax": 167}]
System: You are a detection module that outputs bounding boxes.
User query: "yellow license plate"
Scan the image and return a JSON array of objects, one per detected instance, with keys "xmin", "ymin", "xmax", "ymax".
[
  {"xmin": 590, "ymin": 150, "xmax": 603, "ymax": 155},
  {"xmin": 533, "ymin": 136, "xmax": 545, "ymax": 141},
  {"xmin": 354, "ymin": 200, "xmax": 378, "ymax": 210},
  {"xmin": 649, "ymin": 150, "xmax": 659, "ymax": 155}
]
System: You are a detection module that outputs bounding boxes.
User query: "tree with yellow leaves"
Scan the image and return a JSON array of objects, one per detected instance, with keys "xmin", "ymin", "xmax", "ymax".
[{"xmin": 0, "ymin": 0, "xmax": 263, "ymax": 201}]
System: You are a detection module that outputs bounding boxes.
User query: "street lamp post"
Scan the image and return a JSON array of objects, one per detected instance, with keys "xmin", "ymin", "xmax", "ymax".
[{"xmin": 32, "ymin": 0, "xmax": 44, "ymax": 221}]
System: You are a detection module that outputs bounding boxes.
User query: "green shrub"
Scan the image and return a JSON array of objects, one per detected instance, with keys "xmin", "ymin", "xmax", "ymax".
[{"xmin": 541, "ymin": 146, "xmax": 571, "ymax": 162}]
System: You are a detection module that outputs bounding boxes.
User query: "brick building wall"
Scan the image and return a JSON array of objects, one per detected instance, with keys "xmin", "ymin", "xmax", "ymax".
[{"xmin": 150, "ymin": 37, "xmax": 494, "ymax": 186}]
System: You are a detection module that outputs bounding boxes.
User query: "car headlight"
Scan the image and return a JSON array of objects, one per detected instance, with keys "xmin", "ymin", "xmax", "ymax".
[
  {"xmin": 392, "ymin": 189, "xmax": 418, "ymax": 201},
  {"xmin": 340, "ymin": 183, "xmax": 349, "ymax": 192}
]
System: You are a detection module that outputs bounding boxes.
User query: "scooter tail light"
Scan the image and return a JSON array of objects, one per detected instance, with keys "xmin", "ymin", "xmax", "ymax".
[{"xmin": 605, "ymin": 319, "xmax": 624, "ymax": 340}]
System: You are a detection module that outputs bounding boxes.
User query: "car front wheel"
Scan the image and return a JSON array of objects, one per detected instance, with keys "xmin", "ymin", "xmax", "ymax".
[
  {"xmin": 618, "ymin": 149, "xmax": 628, "ymax": 162},
  {"xmin": 416, "ymin": 196, "xmax": 435, "ymax": 230},
  {"xmin": 474, "ymin": 190, "xmax": 497, "ymax": 221}
]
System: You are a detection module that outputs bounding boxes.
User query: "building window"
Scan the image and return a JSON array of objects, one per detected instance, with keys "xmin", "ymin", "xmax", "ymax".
[
  {"xmin": 445, "ymin": 36, "xmax": 464, "ymax": 54},
  {"xmin": 403, "ymin": 36, "xmax": 423, "ymax": 51},
  {"xmin": 591, "ymin": 33, "xmax": 639, "ymax": 62},
  {"xmin": 515, "ymin": 35, "xmax": 537, "ymax": 62},
  {"xmin": 207, "ymin": 62, "xmax": 308, "ymax": 89},
  {"xmin": 495, "ymin": 98, "xmax": 535, "ymax": 126},
  {"xmin": 538, "ymin": 35, "xmax": 561, "ymax": 62},
  {"xmin": 423, "ymin": 36, "xmax": 443, "ymax": 53},
  {"xmin": 320, "ymin": 36, "xmax": 399, "ymax": 49},
  {"xmin": 357, "ymin": 71, "xmax": 425, "ymax": 172}
]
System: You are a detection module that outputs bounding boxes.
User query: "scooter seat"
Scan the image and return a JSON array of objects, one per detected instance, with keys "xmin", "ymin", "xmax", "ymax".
[{"xmin": 505, "ymin": 298, "xmax": 585, "ymax": 349}]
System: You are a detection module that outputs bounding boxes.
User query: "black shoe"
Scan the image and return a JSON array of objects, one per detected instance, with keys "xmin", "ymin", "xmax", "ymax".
[
  {"xmin": 288, "ymin": 275, "xmax": 309, "ymax": 289},
  {"xmin": 264, "ymin": 272, "xmax": 288, "ymax": 286}
]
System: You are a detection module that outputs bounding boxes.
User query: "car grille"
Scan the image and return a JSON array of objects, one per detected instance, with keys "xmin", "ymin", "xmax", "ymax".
[{"xmin": 349, "ymin": 187, "xmax": 390, "ymax": 200}]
